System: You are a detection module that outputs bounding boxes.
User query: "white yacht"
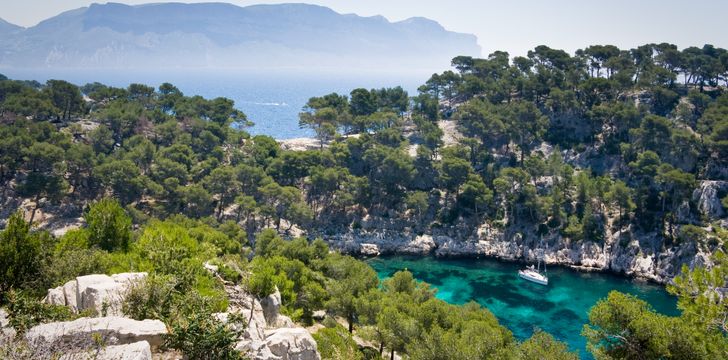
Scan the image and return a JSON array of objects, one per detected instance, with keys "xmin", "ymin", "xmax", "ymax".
[
  {"xmin": 519, "ymin": 239, "xmax": 549, "ymax": 285},
  {"xmin": 518, "ymin": 264, "xmax": 548, "ymax": 285}
]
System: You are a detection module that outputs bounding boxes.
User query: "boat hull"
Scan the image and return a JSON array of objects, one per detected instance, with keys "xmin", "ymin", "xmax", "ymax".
[{"xmin": 518, "ymin": 270, "xmax": 548, "ymax": 285}]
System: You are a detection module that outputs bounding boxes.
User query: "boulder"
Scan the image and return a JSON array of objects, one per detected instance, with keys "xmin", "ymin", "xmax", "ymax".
[
  {"xmin": 359, "ymin": 243, "xmax": 380, "ymax": 256},
  {"xmin": 265, "ymin": 328, "xmax": 320, "ymax": 360},
  {"xmin": 59, "ymin": 340, "xmax": 152, "ymax": 360},
  {"xmin": 63, "ymin": 279, "xmax": 79, "ymax": 312},
  {"xmin": 44, "ymin": 273, "xmax": 147, "ymax": 316},
  {"xmin": 260, "ymin": 289, "xmax": 282, "ymax": 326},
  {"xmin": 25, "ymin": 316, "xmax": 167, "ymax": 350},
  {"xmin": 45, "ymin": 286, "xmax": 66, "ymax": 306}
]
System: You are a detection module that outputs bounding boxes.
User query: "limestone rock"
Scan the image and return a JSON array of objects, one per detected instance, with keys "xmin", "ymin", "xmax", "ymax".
[
  {"xmin": 260, "ymin": 289, "xmax": 282, "ymax": 327},
  {"xmin": 59, "ymin": 340, "xmax": 152, "ymax": 360},
  {"xmin": 44, "ymin": 273, "xmax": 147, "ymax": 316},
  {"xmin": 359, "ymin": 243, "xmax": 380, "ymax": 256},
  {"xmin": 265, "ymin": 328, "xmax": 320, "ymax": 360},
  {"xmin": 693, "ymin": 180, "xmax": 728, "ymax": 220},
  {"xmin": 25, "ymin": 316, "xmax": 167, "ymax": 350},
  {"xmin": 45, "ymin": 286, "xmax": 66, "ymax": 306},
  {"xmin": 63, "ymin": 279, "xmax": 79, "ymax": 312}
]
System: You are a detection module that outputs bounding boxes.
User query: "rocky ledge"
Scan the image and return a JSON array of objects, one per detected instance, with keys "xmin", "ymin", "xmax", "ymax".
[{"xmin": 325, "ymin": 221, "xmax": 715, "ymax": 284}]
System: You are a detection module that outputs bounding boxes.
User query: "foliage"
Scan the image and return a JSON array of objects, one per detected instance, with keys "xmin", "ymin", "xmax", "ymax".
[
  {"xmin": 0, "ymin": 213, "xmax": 45, "ymax": 298},
  {"xmin": 85, "ymin": 198, "xmax": 133, "ymax": 252},
  {"xmin": 312, "ymin": 324, "xmax": 364, "ymax": 360},
  {"xmin": 164, "ymin": 309, "xmax": 245, "ymax": 360},
  {"xmin": 5, "ymin": 290, "xmax": 77, "ymax": 334}
]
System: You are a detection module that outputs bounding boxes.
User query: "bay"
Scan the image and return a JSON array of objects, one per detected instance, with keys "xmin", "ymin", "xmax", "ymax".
[
  {"xmin": 0, "ymin": 68, "xmax": 427, "ymax": 139},
  {"xmin": 367, "ymin": 255, "xmax": 679, "ymax": 359}
]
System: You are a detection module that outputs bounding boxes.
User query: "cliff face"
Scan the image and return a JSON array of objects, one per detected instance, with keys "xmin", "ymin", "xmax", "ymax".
[
  {"xmin": 324, "ymin": 224, "xmax": 712, "ymax": 284},
  {"xmin": 324, "ymin": 179, "xmax": 726, "ymax": 284}
]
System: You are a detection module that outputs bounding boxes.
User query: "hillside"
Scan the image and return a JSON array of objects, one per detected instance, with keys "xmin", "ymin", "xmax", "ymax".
[
  {"xmin": 0, "ymin": 2, "xmax": 481, "ymax": 70},
  {"xmin": 0, "ymin": 42, "xmax": 728, "ymax": 359}
]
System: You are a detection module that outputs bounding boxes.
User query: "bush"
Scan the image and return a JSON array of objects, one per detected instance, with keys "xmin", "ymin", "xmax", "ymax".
[
  {"xmin": 6, "ymin": 290, "xmax": 77, "ymax": 334},
  {"xmin": 164, "ymin": 310, "xmax": 245, "ymax": 360},
  {"xmin": 122, "ymin": 275, "xmax": 178, "ymax": 321},
  {"xmin": 85, "ymin": 198, "xmax": 132, "ymax": 252},
  {"xmin": 313, "ymin": 325, "xmax": 364, "ymax": 360},
  {"xmin": 42, "ymin": 248, "xmax": 112, "ymax": 290},
  {"xmin": 0, "ymin": 213, "xmax": 45, "ymax": 299}
]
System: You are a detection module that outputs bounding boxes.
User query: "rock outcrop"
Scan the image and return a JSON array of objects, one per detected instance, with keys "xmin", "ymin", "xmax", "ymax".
[
  {"xmin": 45, "ymin": 273, "xmax": 147, "ymax": 316},
  {"xmin": 59, "ymin": 341, "xmax": 152, "ymax": 360},
  {"xmin": 693, "ymin": 180, "xmax": 728, "ymax": 220},
  {"xmin": 223, "ymin": 283, "xmax": 321, "ymax": 360},
  {"xmin": 0, "ymin": 308, "xmax": 16, "ymax": 345},
  {"xmin": 265, "ymin": 328, "xmax": 320, "ymax": 360},
  {"xmin": 25, "ymin": 316, "xmax": 167, "ymax": 351}
]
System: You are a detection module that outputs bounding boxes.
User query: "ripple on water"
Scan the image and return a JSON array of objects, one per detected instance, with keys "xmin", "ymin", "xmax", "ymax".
[{"xmin": 367, "ymin": 255, "xmax": 678, "ymax": 359}]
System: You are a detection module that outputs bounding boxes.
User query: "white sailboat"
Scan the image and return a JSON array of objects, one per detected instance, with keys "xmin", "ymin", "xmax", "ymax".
[{"xmin": 518, "ymin": 238, "xmax": 548, "ymax": 285}]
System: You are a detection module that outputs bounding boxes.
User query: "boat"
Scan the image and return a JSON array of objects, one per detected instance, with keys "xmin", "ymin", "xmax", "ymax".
[
  {"xmin": 518, "ymin": 264, "xmax": 548, "ymax": 285},
  {"xmin": 519, "ymin": 237, "xmax": 549, "ymax": 285}
]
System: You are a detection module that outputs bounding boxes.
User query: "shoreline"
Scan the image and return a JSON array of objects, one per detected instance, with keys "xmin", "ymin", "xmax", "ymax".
[{"xmin": 356, "ymin": 250, "xmax": 673, "ymax": 286}]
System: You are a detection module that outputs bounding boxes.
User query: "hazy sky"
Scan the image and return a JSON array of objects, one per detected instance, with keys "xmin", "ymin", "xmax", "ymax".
[{"xmin": 2, "ymin": 0, "xmax": 727, "ymax": 56}]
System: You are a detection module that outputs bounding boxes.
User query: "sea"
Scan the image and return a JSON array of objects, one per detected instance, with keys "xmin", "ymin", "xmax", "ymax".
[
  {"xmin": 1, "ymin": 68, "xmax": 429, "ymax": 139},
  {"xmin": 368, "ymin": 255, "xmax": 679, "ymax": 359}
]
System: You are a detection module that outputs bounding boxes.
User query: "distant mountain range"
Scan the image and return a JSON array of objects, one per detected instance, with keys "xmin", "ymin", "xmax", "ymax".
[{"xmin": 0, "ymin": 2, "xmax": 481, "ymax": 70}]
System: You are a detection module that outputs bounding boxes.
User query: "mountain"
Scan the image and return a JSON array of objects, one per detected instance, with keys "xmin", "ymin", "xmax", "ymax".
[
  {"xmin": 0, "ymin": 18, "xmax": 22, "ymax": 35},
  {"xmin": 0, "ymin": 2, "xmax": 481, "ymax": 70}
]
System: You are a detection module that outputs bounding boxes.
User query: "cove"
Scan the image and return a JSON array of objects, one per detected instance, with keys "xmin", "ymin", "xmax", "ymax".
[{"xmin": 366, "ymin": 255, "xmax": 679, "ymax": 359}]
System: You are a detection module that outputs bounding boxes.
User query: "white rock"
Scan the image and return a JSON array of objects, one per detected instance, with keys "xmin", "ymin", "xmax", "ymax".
[
  {"xmin": 359, "ymin": 243, "xmax": 380, "ymax": 256},
  {"xmin": 260, "ymin": 288, "xmax": 282, "ymax": 327},
  {"xmin": 44, "ymin": 273, "xmax": 147, "ymax": 316},
  {"xmin": 59, "ymin": 340, "xmax": 152, "ymax": 360},
  {"xmin": 45, "ymin": 286, "xmax": 66, "ymax": 306},
  {"xmin": 25, "ymin": 316, "xmax": 167, "ymax": 350},
  {"xmin": 203, "ymin": 262, "xmax": 219, "ymax": 273},
  {"xmin": 63, "ymin": 279, "xmax": 79, "ymax": 312},
  {"xmin": 265, "ymin": 328, "xmax": 320, "ymax": 360}
]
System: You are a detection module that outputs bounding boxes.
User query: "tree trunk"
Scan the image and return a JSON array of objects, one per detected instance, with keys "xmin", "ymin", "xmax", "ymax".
[
  {"xmin": 379, "ymin": 341, "xmax": 384, "ymax": 355},
  {"xmin": 390, "ymin": 350, "xmax": 395, "ymax": 360},
  {"xmin": 249, "ymin": 295, "xmax": 257, "ymax": 324},
  {"xmin": 348, "ymin": 314, "xmax": 353, "ymax": 333},
  {"xmin": 29, "ymin": 194, "xmax": 41, "ymax": 225}
]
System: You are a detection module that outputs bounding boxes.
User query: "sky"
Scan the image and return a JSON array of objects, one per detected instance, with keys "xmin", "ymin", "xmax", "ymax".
[{"xmin": 1, "ymin": 0, "xmax": 727, "ymax": 57}]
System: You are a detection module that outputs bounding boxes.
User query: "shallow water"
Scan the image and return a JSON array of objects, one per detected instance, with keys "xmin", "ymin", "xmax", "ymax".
[{"xmin": 366, "ymin": 255, "xmax": 679, "ymax": 359}]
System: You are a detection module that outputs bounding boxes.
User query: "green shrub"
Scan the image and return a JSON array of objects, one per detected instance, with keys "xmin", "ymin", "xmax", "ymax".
[
  {"xmin": 122, "ymin": 275, "xmax": 178, "ymax": 321},
  {"xmin": 85, "ymin": 198, "xmax": 132, "ymax": 252},
  {"xmin": 6, "ymin": 290, "xmax": 77, "ymax": 334},
  {"xmin": 0, "ymin": 213, "xmax": 45, "ymax": 299},
  {"xmin": 313, "ymin": 325, "xmax": 364, "ymax": 360},
  {"xmin": 164, "ymin": 310, "xmax": 245, "ymax": 360}
]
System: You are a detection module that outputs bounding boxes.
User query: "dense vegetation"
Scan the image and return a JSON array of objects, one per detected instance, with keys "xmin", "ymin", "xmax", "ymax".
[{"xmin": 1, "ymin": 42, "xmax": 728, "ymax": 359}]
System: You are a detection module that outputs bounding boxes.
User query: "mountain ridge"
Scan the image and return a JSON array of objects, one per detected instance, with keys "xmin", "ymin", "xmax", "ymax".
[{"xmin": 0, "ymin": 2, "xmax": 481, "ymax": 70}]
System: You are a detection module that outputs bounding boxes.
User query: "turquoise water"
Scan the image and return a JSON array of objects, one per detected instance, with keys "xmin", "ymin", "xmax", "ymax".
[{"xmin": 367, "ymin": 256, "xmax": 679, "ymax": 359}]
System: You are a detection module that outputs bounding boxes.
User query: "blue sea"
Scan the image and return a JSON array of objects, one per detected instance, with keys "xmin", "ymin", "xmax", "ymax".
[
  {"xmin": 367, "ymin": 256, "xmax": 679, "ymax": 359},
  {"xmin": 1, "ymin": 68, "xmax": 428, "ymax": 139}
]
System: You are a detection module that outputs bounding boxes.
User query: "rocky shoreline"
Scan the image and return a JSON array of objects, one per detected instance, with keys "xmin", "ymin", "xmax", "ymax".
[{"xmin": 323, "ymin": 224, "xmax": 714, "ymax": 285}]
